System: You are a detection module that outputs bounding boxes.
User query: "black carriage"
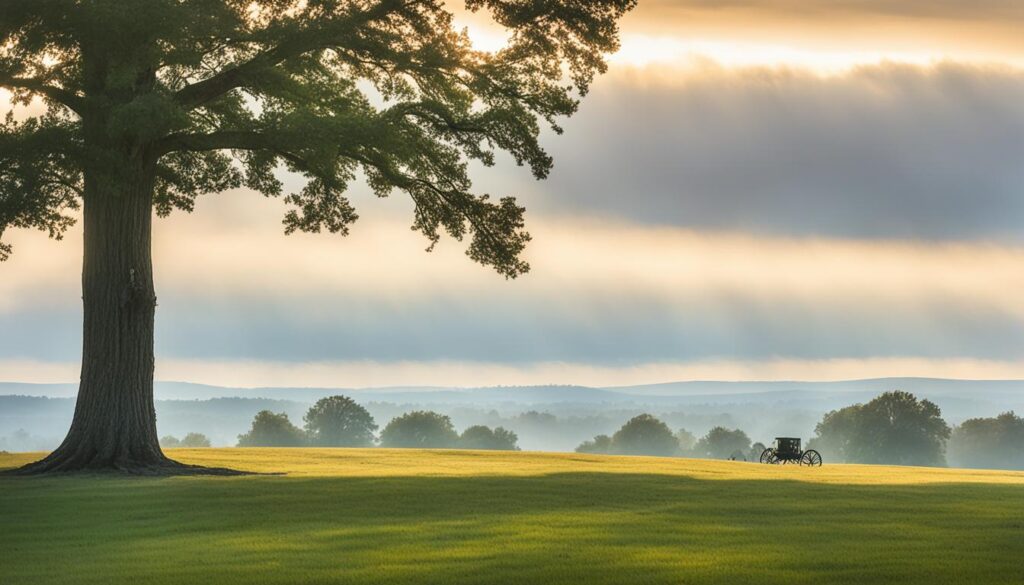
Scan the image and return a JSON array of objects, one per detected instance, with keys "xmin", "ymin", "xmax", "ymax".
[{"xmin": 759, "ymin": 437, "xmax": 822, "ymax": 466}]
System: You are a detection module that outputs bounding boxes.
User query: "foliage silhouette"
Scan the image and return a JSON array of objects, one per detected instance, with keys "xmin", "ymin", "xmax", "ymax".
[
  {"xmin": 237, "ymin": 411, "xmax": 307, "ymax": 447},
  {"xmin": 610, "ymin": 414, "xmax": 678, "ymax": 456},
  {"xmin": 380, "ymin": 411, "xmax": 459, "ymax": 449},
  {"xmin": 304, "ymin": 396, "xmax": 377, "ymax": 447},
  {"xmin": 947, "ymin": 411, "xmax": 1024, "ymax": 470},
  {"xmin": 458, "ymin": 425, "xmax": 519, "ymax": 450},
  {"xmin": 575, "ymin": 434, "xmax": 612, "ymax": 454},
  {"xmin": 179, "ymin": 432, "xmax": 212, "ymax": 448},
  {"xmin": 811, "ymin": 391, "xmax": 951, "ymax": 466},
  {"xmin": 695, "ymin": 427, "xmax": 751, "ymax": 460},
  {"xmin": 160, "ymin": 435, "xmax": 181, "ymax": 448}
]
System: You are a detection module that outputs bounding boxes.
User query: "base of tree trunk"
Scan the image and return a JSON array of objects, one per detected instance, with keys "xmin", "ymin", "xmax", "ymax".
[{"xmin": 4, "ymin": 450, "xmax": 249, "ymax": 477}]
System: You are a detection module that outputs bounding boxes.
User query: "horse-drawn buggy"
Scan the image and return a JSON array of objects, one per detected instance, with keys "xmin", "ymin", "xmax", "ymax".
[{"xmin": 759, "ymin": 437, "xmax": 822, "ymax": 466}]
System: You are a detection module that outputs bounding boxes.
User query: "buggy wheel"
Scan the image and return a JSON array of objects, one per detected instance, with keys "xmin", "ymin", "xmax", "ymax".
[
  {"xmin": 801, "ymin": 450, "xmax": 822, "ymax": 467},
  {"xmin": 759, "ymin": 448, "xmax": 774, "ymax": 464}
]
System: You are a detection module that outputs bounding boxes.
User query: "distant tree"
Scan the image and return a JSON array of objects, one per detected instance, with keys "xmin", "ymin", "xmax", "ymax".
[
  {"xmin": 160, "ymin": 435, "xmax": 181, "ymax": 448},
  {"xmin": 459, "ymin": 425, "xmax": 519, "ymax": 451},
  {"xmin": 13, "ymin": 429, "xmax": 30, "ymax": 445},
  {"xmin": 3, "ymin": 428, "xmax": 44, "ymax": 452},
  {"xmin": 3, "ymin": 0, "xmax": 636, "ymax": 475},
  {"xmin": 492, "ymin": 427, "xmax": 520, "ymax": 451},
  {"xmin": 675, "ymin": 428, "xmax": 697, "ymax": 456},
  {"xmin": 179, "ymin": 432, "xmax": 212, "ymax": 448},
  {"xmin": 576, "ymin": 434, "xmax": 612, "ymax": 454},
  {"xmin": 303, "ymin": 396, "xmax": 377, "ymax": 447},
  {"xmin": 808, "ymin": 406, "xmax": 860, "ymax": 462},
  {"xmin": 610, "ymin": 414, "xmax": 679, "ymax": 457},
  {"xmin": 696, "ymin": 427, "xmax": 751, "ymax": 459},
  {"xmin": 749, "ymin": 442, "xmax": 767, "ymax": 462},
  {"xmin": 947, "ymin": 412, "xmax": 1024, "ymax": 470},
  {"xmin": 812, "ymin": 391, "xmax": 951, "ymax": 466},
  {"xmin": 515, "ymin": 411, "xmax": 559, "ymax": 426},
  {"xmin": 237, "ymin": 411, "xmax": 307, "ymax": 447},
  {"xmin": 380, "ymin": 411, "xmax": 458, "ymax": 449}
]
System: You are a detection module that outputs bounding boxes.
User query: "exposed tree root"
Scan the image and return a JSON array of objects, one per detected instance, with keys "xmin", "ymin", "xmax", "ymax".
[{"xmin": 3, "ymin": 452, "xmax": 254, "ymax": 477}]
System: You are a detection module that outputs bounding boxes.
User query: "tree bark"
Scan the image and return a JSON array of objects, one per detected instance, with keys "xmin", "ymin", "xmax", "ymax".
[
  {"xmin": 15, "ymin": 158, "xmax": 164, "ymax": 472},
  {"xmin": 12, "ymin": 157, "xmax": 240, "ymax": 475}
]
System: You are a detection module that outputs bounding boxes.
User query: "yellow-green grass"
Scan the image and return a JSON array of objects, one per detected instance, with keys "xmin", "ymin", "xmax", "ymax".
[{"xmin": 2, "ymin": 449, "xmax": 1023, "ymax": 585}]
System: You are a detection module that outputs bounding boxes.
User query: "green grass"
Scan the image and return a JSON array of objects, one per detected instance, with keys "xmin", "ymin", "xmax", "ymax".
[{"xmin": 2, "ymin": 449, "xmax": 1023, "ymax": 585}]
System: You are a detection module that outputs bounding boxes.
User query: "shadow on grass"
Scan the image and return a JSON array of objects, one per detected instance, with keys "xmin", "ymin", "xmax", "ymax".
[{"xmin": 1, "ymin": 470, "xmax": 1023, "ymax": 584}]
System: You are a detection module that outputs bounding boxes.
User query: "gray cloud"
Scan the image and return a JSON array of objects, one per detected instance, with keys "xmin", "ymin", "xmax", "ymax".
[
  {"xmin": 4, "ymin": 292, "xmax": 1021, "ymax": 365},
  {"xmin": 492, "ymin": 63, "xmax": 1024, "ymax": 241}
]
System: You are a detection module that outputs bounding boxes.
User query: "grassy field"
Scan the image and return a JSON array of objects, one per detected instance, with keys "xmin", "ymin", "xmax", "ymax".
[{"xmin": 2, "ymin": 449, "xmax": 1023, "ymax": 585}]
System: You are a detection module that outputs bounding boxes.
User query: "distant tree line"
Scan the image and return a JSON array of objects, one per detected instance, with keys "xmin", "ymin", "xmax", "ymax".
[
  {"xmin": 160, "ymin": 433, "xmax": 212, "ymax": 448},
  {"xmin": 236, "ymin": 397, "xmax": 519, "ymax": 451},
  {"xmin": 811, "ymin": 391, "xmax": 1024, "ymax": 470},
  {"xmin": 573, "ymin": 391, "xmax": 1024, "ymax": 470},
  {"xmin": 44, "ymin": 389, "xmax": 1016, "ymax": 471},
  {"xmin": 947, "ymin": 411, "xmax": 1024, "ymax": 470},
  {"xmin": 575, "ymin": 414, "xmax": 759, "ymax": 460}
]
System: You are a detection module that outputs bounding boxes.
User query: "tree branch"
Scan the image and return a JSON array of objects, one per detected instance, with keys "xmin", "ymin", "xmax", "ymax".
[
  {"xmin": 154, "ymin": 130, "xmax": 319, "ymax": 179},
  {"xmin": 0, "ymin": 74, "xmax": 87, "ymax": 116},
  {"xmin": 171, "ymin": 0, "xmax": 410, "ymax": 111},
  {"xmin": 154, "ymin": 130, "xmax": 270, "ymax": 155}
]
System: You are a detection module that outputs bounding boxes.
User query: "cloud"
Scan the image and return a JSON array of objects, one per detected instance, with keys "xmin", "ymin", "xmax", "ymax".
[
  {"xmin": 508, "ymin": 62, "xmax": 1024, "ymax": 241},
  {"xmin": 3, "ymin": 209, "xmax": 1022, "ymax": 366},
  {"xmin": 455, "ymin": 0, "xmax": 1024, "ymax": 61},
  {"xmin": 621, "ymin": 1, "xmax": 1024, "ymax": 61}
]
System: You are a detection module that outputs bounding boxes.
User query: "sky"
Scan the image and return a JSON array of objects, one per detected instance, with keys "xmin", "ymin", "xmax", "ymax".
[{"xmin": 1, "ymin": 0, "xmax": 1023, "ymax": 388}]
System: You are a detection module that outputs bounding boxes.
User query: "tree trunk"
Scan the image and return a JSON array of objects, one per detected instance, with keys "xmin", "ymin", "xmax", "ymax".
[
  {"xmin": 15, "ymin": 159, "xmax": 166, "ymax": 472},
  {"xmin": 13, "ymin": 158, "xmax": 239, "ymax": 475}
]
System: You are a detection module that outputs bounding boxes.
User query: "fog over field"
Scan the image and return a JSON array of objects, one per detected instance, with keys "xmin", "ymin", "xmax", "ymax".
[{"xmin": 3, "ymin": 378, "xmax": 1021, "ymax": 456}]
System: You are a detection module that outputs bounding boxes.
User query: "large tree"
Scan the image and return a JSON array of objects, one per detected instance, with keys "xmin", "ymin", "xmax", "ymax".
[
  {"xmin": 811, "ymin": 391, "xmax": 951, "ymax": 466},
  {"xmin": 610, "ymin": 414, "xmax": 678, "ymax": 457},
  {"xmin": 237, "ymin": 410, "xmax": 307, "ymax": 447},
  {"xmin": 695, "ymin": 426, "xmax": 750, "ymax": 460},
  {"xmin": 303, "ymin": 395, "xmax": 377, "ymax": 447},
  {"xmin": 947, "ymin": 411, "xmax": 1024, "ymax": 470},
  {"xmin": 379, "ymin": 410, "xmax": 458, "ymax": 448},
  {"xmin": 0, "ymin": 0, "xmax": 635, "ymax": 473}
]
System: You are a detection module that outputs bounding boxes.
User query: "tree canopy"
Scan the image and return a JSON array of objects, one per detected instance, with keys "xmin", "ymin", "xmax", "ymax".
[
  {"xmin": 237, "ymin": 410, "xmax": 307, "ymax": 447},
  {"xmin": 695, "ymin": 427, "xmax": 751, "ymax": 460},
  {"xmin": 379, "ymin": 410, "xmax": 458, "ymax": 448},
  {"xmin": 811, "ymin": 391, "xmax": 951, "ymax": 466},
  {"xmin": 947, "ymin": 411, "xmax": 1024, "ymax": 470},
  {"xmin": 458, "ymin": 425, "xmax": 518, "ymax": 450},
  {"xmin": 303, "ymin": 395, "xmax": 377, "ymax": 447},
  {"xmin": 179, "ymin": 432, "xmax": 213, "ymax": 448},
  {"xmin": 575, "ymin": 434, "xmax": 611, "ymax": 454},
  {"xmin": 675, "ymin": 428, "xmax": 697, "ymax": 456},
  {"xmin": 0, "ymin": 0, "xmax": 637, "ymax": 276},
  {"xmin": 609, "ymin": 414, "xmax": 678, "ymax": 457},
  {"xmin": 159, "ymin": 435, "xmax": 181, "ymax": 448}
]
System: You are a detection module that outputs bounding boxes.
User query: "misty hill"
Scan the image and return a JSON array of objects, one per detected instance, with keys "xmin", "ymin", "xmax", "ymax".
[
  {"xmin": 2, "ymin": 378, "xmax": 1021, "ymax": 452},
  {"xmin": 4, "ymin": 376, "xmax": 1022, "ymax": 403}
]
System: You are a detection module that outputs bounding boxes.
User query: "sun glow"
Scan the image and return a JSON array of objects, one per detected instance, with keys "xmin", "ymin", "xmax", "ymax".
[
  {"xmin": 454, "ymin": 26, "xmax": 1024, "ymax": 75},
  {"xmin": 608, "ymin": 35, "xmax": 955, "ymax": 73}
]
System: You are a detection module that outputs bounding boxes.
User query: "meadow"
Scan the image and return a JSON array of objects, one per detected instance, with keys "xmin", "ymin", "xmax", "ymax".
[{"xmin": 2, "ymin": 449, "xmax": 1023, "ymax": 585}]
